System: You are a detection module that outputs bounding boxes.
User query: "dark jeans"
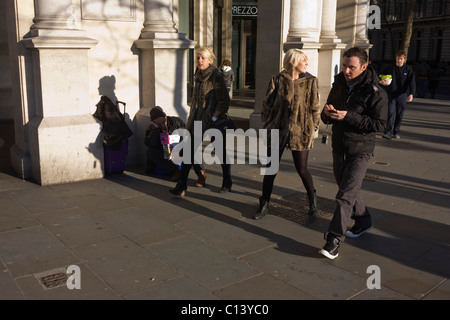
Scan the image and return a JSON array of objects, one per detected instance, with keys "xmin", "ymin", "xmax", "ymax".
[
  {"xmin": 327, "ymin": 151, "xmax": 372, "ymax": 242},
  {"xmin": 384, "ymin": 94, "xmax": 407, "ymax": 136}
]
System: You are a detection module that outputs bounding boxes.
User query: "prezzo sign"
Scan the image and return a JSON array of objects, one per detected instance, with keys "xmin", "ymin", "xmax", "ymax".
[{"xmin": 232, "ymin": 5, "xmax": 258, "ymax": 17}]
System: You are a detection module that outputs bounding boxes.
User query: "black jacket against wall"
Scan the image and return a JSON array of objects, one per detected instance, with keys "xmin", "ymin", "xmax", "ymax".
[
  {"xmin": 380, "ymin": 63, "xmax": 416, "ymax": 98},
  {"xmin": 144, "ymin": 116, "xmax": 185, "ymax": 150},
  {"xmin": 321, "ymin": 67, "xmax": 388, "ymax": 155}
]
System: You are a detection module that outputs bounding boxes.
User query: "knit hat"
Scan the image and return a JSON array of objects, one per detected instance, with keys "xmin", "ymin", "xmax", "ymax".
[{"xmin": 150, "ymin": 106, "xmax": 166, "ymax": 121}]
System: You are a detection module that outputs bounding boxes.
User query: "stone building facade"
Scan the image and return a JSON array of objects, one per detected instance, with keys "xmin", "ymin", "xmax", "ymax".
[
  {"xmin": 368, "ymin": 0, "xmax": 450, "ymax": 65},
  {"xmin": 1, "ymin": 0, "xmax": 372, "ymax": 185}
]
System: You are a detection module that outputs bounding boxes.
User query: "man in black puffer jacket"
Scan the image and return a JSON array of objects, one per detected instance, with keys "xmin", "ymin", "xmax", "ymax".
[{"xmin": 319, "ymin": 47, "xmax": 388, "ymax": 260}]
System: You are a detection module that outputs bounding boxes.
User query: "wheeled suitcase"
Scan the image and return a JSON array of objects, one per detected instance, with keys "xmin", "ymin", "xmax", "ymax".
[
  {"xmin": 93, "ymin": 96, "xmax": 133, "ymax": 175},
  {"xmin": 104, "ymin": 139, "xmax": 128, "ymax": 174}
]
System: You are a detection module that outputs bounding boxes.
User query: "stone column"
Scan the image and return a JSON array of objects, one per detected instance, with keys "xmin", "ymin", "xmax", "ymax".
[
  {"xmin": 6, "ymin": 0, "xmax": 33, "ymax": 180},
  {"xmin": 20, "ymin": 0, "xmax": 101, "ymax": 185},
  {"xmin": 250, "ymin": 0, "xmax": 284, "ymax": 130},
  {"xmin": 141, "ymin": 0, "xmax": 178, "ymax": 36},
  {"xmin": 222, "ymin": 0, "xmax": 233, "ymax": 61},
  {"xmin": 354, "ymin": 0, "xmax": 372, "ymax": 50},
  {"xmin": 285, "ymin": 0, "xmax": 318, "ymax": 44},
  {"xmin": 320, "ymin": 0, "xmax": 340, "ymax": 41},
  {"xmin": 318, "ymin": 0, "xmax": 346, "ymax": 105},
  {"xmin": 283, "ymin": 0, "xmax": 322, "ymax": 78},
  {"xmin": 31, "ymin": 0, "xmax": 75, "ymax": 33},
  {"xmin": 134, "ymin": 0, "xmax": 195, "ymax": 166}
]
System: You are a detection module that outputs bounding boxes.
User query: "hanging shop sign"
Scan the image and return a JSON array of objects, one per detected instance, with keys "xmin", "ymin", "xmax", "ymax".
[{"xmin": 232, "ymin": 5, "xmax": 258, "ymax": 17}]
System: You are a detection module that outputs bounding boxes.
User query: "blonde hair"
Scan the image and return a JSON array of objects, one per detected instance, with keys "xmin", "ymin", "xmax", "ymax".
[
  {"xmin": 197, "ymin": 47, "xmax": 216, "ymax": 65},
  {"xmin": 283, "ymin": 49, "xmax": 308, "ymax": 70}
]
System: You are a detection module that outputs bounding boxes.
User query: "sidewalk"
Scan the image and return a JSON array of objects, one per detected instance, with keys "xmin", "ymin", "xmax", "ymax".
[{"xmin": 0, "ymin": 98, "xmax": 449, "ymax": 302}]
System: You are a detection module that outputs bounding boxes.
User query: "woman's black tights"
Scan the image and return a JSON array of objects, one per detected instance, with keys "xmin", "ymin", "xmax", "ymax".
[{"xmin": 261, "ymin": 147, "xmax": 315, "ymax": 201}]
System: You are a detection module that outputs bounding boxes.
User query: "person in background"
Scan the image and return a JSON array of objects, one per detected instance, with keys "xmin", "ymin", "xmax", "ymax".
[
  {"xmin": 169, "ymin": 47, "xmax": 231, "ymax": 196},
  {"xmin": 254, "ymin": 48, "xmax": 320, "ymax": 219},
  {"xmin": 219, "ymin": 59, "xmax": 235, "ymax": 99},
  {"xmin": 380, "ymin": 50, "xmax": 416, "ymax": 140},
  {"xmin": 320, "ymin": 47, "xmax": 388, "ymax": 260},
  {"xmin": 145, "ymin": 106, "xmax": 206, "ymax": 186}
]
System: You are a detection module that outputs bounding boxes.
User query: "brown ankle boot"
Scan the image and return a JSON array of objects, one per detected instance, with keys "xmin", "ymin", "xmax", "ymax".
[{"xmin": 195, "ymin": 170, "xmax": 206, "ymax": 187}]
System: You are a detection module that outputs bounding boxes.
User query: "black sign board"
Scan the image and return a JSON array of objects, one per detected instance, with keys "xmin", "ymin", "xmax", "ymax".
[{"xmin": 232, "ymin": 5, "xmax": 258, "ymax": 17}]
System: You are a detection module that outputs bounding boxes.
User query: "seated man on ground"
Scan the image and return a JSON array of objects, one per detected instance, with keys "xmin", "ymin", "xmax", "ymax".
[{"xmin": 144, "ymin": 106, "xmax": 206, "ymax": 186}]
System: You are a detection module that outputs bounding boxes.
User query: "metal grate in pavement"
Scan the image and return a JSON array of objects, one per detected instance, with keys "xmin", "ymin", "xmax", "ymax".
[
  {"xmin": 373, "ymin": 161, "xmax": 390, "ymax": 166},
  {"xmin": 34, "ymin": 268, "xmax": 68, "ymax": 290},
  {"xmin": 269, "ymin": 192, "xmax": 334, "ymax": 225},
  {"xmin": 364, "ymin": 173, "xmax": 384, "ymax": 182}
]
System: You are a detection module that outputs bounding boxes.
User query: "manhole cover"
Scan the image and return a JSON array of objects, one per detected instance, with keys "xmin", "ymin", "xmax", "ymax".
[
  {"xmin": 269, "ymin": 192, "xmax": 334, "ymax": 225},
  {"xmin": 34, "ymin": 268, "xmax": 68, "ymax": 290}
]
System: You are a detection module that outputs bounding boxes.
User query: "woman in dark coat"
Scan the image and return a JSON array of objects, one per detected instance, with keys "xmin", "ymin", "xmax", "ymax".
[
  {"xmin": 254, "ymin": 49, "xmax": 321, "ymax": 219},
  {"xmin": 170, "ymin": 47, "xmax": 231, "ymax": 196}
]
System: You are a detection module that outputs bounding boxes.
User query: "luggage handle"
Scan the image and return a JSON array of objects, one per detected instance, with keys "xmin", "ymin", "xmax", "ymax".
[{"xmin": 116, "ymin": 100, "xmax": 126, "ymax": 115}]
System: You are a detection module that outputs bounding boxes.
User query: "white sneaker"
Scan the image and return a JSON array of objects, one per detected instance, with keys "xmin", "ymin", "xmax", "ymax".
[{"xmin": 345, "ymin": 225, "xmax": 372, "ymax": 238}]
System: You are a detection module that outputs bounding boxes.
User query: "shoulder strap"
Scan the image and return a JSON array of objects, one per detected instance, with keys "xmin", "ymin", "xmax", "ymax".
[
  {"xmin": 116, "ymin": 100, "xmax": 126, "ymax": 115},
  {"xmin": 274, "ymin": 75, "xmax": 280, "ymax": 98}
]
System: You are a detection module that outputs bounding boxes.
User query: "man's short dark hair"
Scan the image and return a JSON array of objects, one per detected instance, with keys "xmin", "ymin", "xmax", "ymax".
[{"xmin": 343, "ymin": 47, "xmax": 368, "ymax": 65}]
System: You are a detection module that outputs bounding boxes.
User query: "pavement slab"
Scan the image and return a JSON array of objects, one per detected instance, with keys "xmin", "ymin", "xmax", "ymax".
[
  {"xmin": 146, "ymin": 235, "xmax": 262, "ymax": 292},
  {"xmin": 72, "ymin": 236, "xmax": 180, "ymax": 296},
  {"xmin": 0, "ymin": 98, "xmax": 448, "ymax": 305}
]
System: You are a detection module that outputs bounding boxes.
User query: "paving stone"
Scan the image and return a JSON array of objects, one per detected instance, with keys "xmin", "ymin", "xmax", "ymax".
[
  {"xmin": 213, "ymin": 273, "xmax": 314, "ymax": 300},
  {"xmin": 350, "ymin": 287, "xmax": 413, "ymax": 300},
  {"xmin": 0, "ymin": 192, "xmax": 40, "ymax": 232},
  {"xmin": 0, "ymin": 172, "xmax": 39, "ymax": 192},
  {"xmin": 0, "ymin": 226, "xmax": 79, "ymax": 278},
  {"xmin": 342, "ymin": 227, "xmax": 434, "ymax": 263},
  {"xmin": 146, "ymin": 235, "xmax": 261, "ymax": 291},
  {"xmin": 14, "ymin": 263, "xmax": 121, "ymax": 300},
  {"xmin": 334, "ymin": 243, "xmax": 447, "ymax": 299},
  {"xmin": 177, "ymin": 215, "xmax": 275, "ymax": 258},
  {"xmin": 412, "ymin": 246, "xmax": 450, "ymax": 278},
  {"xmin": 241, "ymin": 245, "xmax": 367, "ymax": 299},
  {"xmin": 123, "ymin": 276, "xmax": 218, "ymax": 300},
  {"xmin": 375, "ymin": 214, "xmax": 450, "ymax": 246},
  {"xmin": 37, "ymin": 207, "xmax": 119, "ymax": 248},
  {"xmin": 422, "ymin": 279, "xmax": 450, "ymax": 300},
  {"xmin": 124, "ymin": 195, "xmax": 199, "ymax": 225},
  {"xmin": 7, "ymin": 187, "xmax": 77, "ymax": 215},
  {"xmin": 51, "ymin": 183, "xmax": 131, "ymax": 214},
  {"xmin": 94, "ymin": 206, "xmax": 185, "ymax": 246},
  {"xmin": 243, "ymin": 214, "xmax": 325, "ymax": 257},
  {"xmin": 87, "ymin": 177, "xmax": 148, "ymax": 199},
  {"xmin": 0, "ymin": 261, "xmax": 23, "ymax": 299},
  {"xmin": 72, "ymin": 236, "xmax": 180, "ymax": 295}
]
